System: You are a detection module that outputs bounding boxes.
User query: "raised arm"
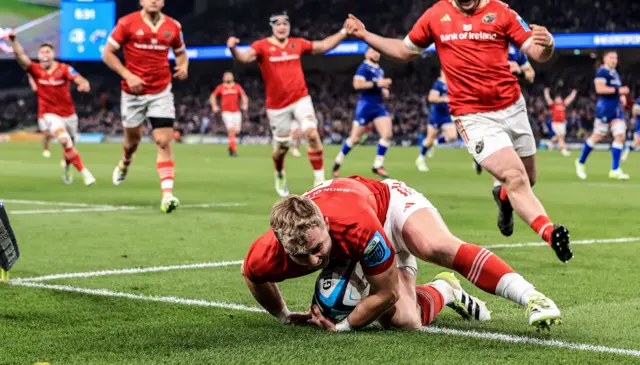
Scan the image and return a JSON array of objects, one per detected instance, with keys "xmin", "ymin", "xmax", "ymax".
[
  {"xmin": 543, "ymin": 88, "xmax": 553, "ymax": 106},
  {"xmin": 5, "ymin": 32, "xmax": 32, "ymax": 70},
  {"xmin": 227, "ymin": 37, "xmax": 257, "ymax": 64},
  {"xmin": 564, "ymin": 89, "xmax": 578, "ymax": 106},
  {"xmin": 345, "ymin": 14, "xmax": 421, "ymax": 63},
  {"xmin": 311, "ymin": 29, "xmax": 347, "ymax": 55}
]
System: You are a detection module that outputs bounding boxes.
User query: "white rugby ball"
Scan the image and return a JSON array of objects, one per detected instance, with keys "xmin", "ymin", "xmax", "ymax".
[{"xmin": 312, "ymin": 260, "xmax": 370, "ymax": 321}]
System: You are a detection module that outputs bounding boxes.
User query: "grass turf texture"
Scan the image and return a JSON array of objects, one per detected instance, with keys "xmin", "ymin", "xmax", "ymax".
[
  {"xmin": 1, "ymin": 142, "xmax": 639, "ymax": 365},
  {"xmin": 0, "ymin": 0, "xmax": 57, "ymax": 20}
]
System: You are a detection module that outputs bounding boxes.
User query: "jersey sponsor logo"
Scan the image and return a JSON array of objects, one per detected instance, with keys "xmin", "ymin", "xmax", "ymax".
[
  {"xmin": 38, "ymin": 79, "xmax": 65, "ymax": 86},
  {"xmin": 440, "ymin": 14, "xmax": 451, "ymax": 22},
  {"xmin": 268, "ymin": 54, "xmax": 301, "ymax": 62},
  {"xmin": 363, "ymin": 231, "xmax": 391, "ymax": 268},
  {"xmin": 482, "ymin": 13, "xmax": 497, "ymax": 24},
  {"xmin": 133, "ymin": 42, "xmax": 169, "ymax": 51},
  {"xmin": 440, "ymin": 31, "xmax": 497, "ymax": 42}
]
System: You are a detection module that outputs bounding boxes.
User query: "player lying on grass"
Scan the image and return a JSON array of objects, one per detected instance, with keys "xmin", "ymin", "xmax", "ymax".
[{"xmin": 243, "ymin": 177, "xmax": 563, "ymax": 332}]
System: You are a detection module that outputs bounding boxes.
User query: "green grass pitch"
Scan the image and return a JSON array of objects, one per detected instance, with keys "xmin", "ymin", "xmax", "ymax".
[{"xmin": 1, "ymin": 142, "xmax": 639, "ymax": 365}]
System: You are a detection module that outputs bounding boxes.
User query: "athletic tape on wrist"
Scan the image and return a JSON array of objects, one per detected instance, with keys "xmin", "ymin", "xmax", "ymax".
[
  {"xmin": 276, "ymin": 308, "xmax": 291, "ymax": 324},
  {"xmin": 335, "ymin": 318, "xmax": 353, "ymax": 332}
]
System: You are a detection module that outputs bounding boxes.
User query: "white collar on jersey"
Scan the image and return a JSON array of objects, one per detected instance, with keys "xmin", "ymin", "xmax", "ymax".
[
  {"xmin": 364, "ymin": 60, "xmax": 380, "ymax": 68},
  {"xmin": 603, "ymin": 65, "xmax": 616, "ymax": 72}
]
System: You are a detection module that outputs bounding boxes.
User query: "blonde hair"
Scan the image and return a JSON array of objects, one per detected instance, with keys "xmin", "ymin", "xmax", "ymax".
[{"xmin": 270, "ymin": 195, "xmax": 325, "ymax": 256}]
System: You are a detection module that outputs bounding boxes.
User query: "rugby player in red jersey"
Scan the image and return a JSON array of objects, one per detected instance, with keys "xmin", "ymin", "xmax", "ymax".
[
  {"xmin": 227, "ymin": 11, "xmax": 348, "ymax": 197},
  {"xmin": 211, "ymin": 72, "xmax": 248, "ymax": 157},
  {"xmin": 343, "ymin": 0, "xmax": 573, "ymax": 263},
  {"xmin": 103, "ymin": 0, "xmax": 188, "ymax": 213},
  {"xmin": 544, "ymin": 87, "xmax": 577, "ymax": 157}
]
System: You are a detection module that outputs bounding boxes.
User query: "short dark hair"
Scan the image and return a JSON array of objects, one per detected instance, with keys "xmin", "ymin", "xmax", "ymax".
[
  {"xmin": 38, "ymin": 42, "xmax": 54, "ymax": 51},
  {"xmin": 603, "ymin": 49, "xmax": 617, "ymax": 58}
]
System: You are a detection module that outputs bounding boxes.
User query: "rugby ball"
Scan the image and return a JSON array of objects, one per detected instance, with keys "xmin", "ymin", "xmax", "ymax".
[{"xmin": 312, "ymin": 260, "xmax": 370, "ymax": 321}]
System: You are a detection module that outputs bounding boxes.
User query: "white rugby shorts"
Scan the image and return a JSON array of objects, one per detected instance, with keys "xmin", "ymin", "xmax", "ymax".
[
  {"xmin": 121, "ymin": 84, "xmax": 176, "ymax": 129},
  {"xmin": 455, "ymin": 95, "xmax": 536, "ymax": 163},
  {"xmin": 266, "ymin": 95, "xmax": 317, "ymax": 142}
]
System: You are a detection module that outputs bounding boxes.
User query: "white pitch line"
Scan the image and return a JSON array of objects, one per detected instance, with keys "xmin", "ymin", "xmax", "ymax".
[
  {"xmin": 17, "ymin": 260, "xmax": 245, "ymax": 282},
  {"xmin": 484, "ymin": 237, "xmax": 640, "ymax": 249},
  {"xmin": 10, "ymin": 281, "xmax": 265, "ymax": 313},
  {"xmin": 10, "ymin": 206, "xmax": 140, "ymax": 215},
  {"xmin": 2, "ymin": 199, "xmax": 113, "ymax": 208},
  {"xmin": 420, "ymin": 327, "xmax": 640, "ymax": 358},
  {"xmin": 181, "ymin": 203, "xmax": 248, "ymax": 208},
  {"xmin": 8, "ymin": 281, "xmax": 640, "ymax": 358},
  {"xmin": 15, "ymin": 10, "xmax": 61, "ymax": 33}
]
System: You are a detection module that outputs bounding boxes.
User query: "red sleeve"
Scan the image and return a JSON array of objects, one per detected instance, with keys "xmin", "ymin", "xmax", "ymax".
[
  {"xmin": 250, "ymin": 40, "xmax": 263, "ymax": 60},
  {"xmin": 237, "ymin": 84, "xmax": 245, "ymax": 94},
  {"xmin": 404, "ymin": 9, "xmax": 434, "ymax": 53},
  {"xmin": 26, "ymin": 62, "xmax": 40, "ymax": 77},
  {"xmin": 350, "ymin": 211, "xmax": 395, "ymax": 277},
  {"xmin": 243, "ymin": 230, "xmax": 314, "ymax": 284},
  {"xmin": 503, "ymin": 8, "xmax": 533, "ymax": 50},
  {"xmin": 300, "ymin": 38, "xmax": 313, "ymax": 55},
  {"xmin": 171, "ymin": 21, "xmax": 186, "ymax": 52},
  {"xmin": 108, "ymin": 18, "xmax": 128, "ymax": 49},
  {"xmin": 212, "ymin": 85, "xmax": 221, "ymax": 96}
]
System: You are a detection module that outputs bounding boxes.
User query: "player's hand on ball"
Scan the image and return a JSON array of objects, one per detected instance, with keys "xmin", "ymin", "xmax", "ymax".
[
  {"xmin": 227, "ymin": 37, "xmax": 240, "ymax": 49},
  {"xmin": 344, "ymin": 14, "xmax": 367, "ymax": 39},
  {"xmin": 173, "ymin": 64, "xmax": 188, "ymax": 80},
  {"xmin": 309, "ymin": 304, "xmax": 337, "ymax": 332},
  {"xmin": 124, "ymin": 72, "xmax": 146, "ymax": 94},
  {"xmin": 531, "ymin": 25, "xmax": 553, "ymax": 48},
  {"xmin": 376, "ymin": 78, "xmax": 392, "ymax": 89}
]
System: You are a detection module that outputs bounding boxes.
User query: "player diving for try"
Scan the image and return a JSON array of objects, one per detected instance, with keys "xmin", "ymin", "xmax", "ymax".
[
  {"xmin": 415, "ymin": 70, "xmax": 456, "ymax": 172},
  {"xmin": 576, "ymin": 50, "xmax": 630, "ymax": 180},
  {"xmin": 243, "ymin": 176, "xmax": 563, "ymax": 332},
  {"xmin": 5, "ymin": 32, "xmax": 96, "ymax": 186},
  {"xmin": 339, "ymin": 0, "xmax": 573, "ymax": 262},
  {"xmin": 332, "ymin": 48, "xmax": 393, "ymax": 178},
  {"xmin": 544, "ymin": 87, "xmax": 577, "ymax": 157}
]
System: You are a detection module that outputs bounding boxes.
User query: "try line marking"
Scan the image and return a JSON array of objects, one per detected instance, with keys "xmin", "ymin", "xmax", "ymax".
[
  {"xmin": 2, "ymin": 199, "xmax": 247, "ymax": 215},
  {"xmin": 12, "ymin": 236, "xmax": 640, "ymax": 283},
  {"xmin": 7, "ymin": 280, "xmax": 640, "ymax": 358}
]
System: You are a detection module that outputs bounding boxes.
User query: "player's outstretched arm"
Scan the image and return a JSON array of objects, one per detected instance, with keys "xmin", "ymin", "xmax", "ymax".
[
  {"xmin": 543, "ymin": 88, "xmax": 553, "ymax": 106},
  {"xmin": 311, "ymin": 29, "xmax": 347, "ymax": 55},
  {"xmin": 564, "ymin": 89, "xmax": 578, "ymax": 106},
  {"xmin": 344, "ymin": 15, "xmax": 420, "ymax": 63},
  {"xmin": 227, "ymin": 37, "xmax": 257, "ymax": 64},
  {"xmin": 5, "ymin": 32, "xmax": 31, "ymax": 70},
  {"xmin": 243, "ymin": 272, "xmax": 311, "ymax": 325}
]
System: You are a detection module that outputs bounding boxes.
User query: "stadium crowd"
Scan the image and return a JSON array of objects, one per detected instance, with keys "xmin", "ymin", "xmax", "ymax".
[{"xmin": 1, "ymin": 0, "xmax": 639, "ymax": 142}]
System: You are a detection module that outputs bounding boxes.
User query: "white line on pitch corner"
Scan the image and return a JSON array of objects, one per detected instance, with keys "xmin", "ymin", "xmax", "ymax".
[
  {"xmin": 484, "ymin": 237, "xmax": 640, "ymax": 249},
  {"xmin": 10, "ymin": 281, "xmax": 640, "ymax": 358},
  {"xmin": 10, "ymin": 281, "xmax": 265, "ymax": 313},
  {"xmin": 16, "ymin": 260, "xmax": 245, "ymax": 282},
  {"xmin": 2, "ymin": 199, "xmax": 113, "ymax": 208},
  {"xmin": 10, "ymin": 206, "xmax": 140, "ymax": 215},
  {"xmin": 15, "ymin": 10, "xmax": 61, "ymax": 33},
  {"xmin": 420, "ymin": 327, "xmax": 640, "ymax": 358}
]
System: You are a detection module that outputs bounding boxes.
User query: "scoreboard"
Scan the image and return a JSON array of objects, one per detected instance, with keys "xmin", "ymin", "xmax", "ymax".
[{"xmin": 60, "ymin": 0, "xmax": 115, "ymax": 61}]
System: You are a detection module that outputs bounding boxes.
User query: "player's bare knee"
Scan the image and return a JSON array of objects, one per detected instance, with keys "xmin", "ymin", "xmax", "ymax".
[
  {"xmin": 154, "ymin": 137, "xmax": 172, "ymax": 150},
  {"xmin": 502, "ymin": 168, "xmax": 528, "ymax": 192},
  {"xmin": 305, "ymin": 129, "xmax": 321, "ymax": 149}
]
